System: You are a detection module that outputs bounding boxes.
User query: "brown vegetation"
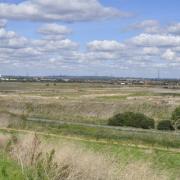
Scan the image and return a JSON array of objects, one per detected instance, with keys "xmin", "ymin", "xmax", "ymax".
[{"xmin": 0, "ymin": 134, "xmax": 168, "ymax": 180}]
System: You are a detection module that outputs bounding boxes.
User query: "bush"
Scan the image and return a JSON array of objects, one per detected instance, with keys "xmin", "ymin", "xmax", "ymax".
[
  {"xmin": 171, "ymin": 106, "xmax": 180, "ymax": 129},
  {"xmin": 171, "ymin": 106, "xmax": 180, "ymax": 122},
  {"xmin": 108, "ymin": 112, "xmax": 155, "ymax": 129},
  {"xmin": 157, "ymin": 120, "xmax": 175, "ymax": 131}
]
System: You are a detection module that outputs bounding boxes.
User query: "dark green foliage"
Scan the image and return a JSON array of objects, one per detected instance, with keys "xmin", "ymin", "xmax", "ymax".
[
  {"xmin": 171, "ymin": 106, "xmax": 180, "ymax": 129},
  {"xmin": 172, "ymin": 106, "xmax": 180, "ymax": 122},
  {"xmin": 176, "ymin": 122, "xmax": 180, "ymax": 130},
  {"xmin": 108, "ymin": 112, "xmax": 155, "ymax": 129},
  {"xmin": 157, "ymin": 120, "xmax": 175, "ymax": 131}
]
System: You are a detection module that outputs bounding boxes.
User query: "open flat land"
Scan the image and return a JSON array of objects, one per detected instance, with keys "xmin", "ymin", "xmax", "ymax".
[
  {"xmin": 0, "ymin": 82, "xmax": 180, "ymax": 179},
  {"xmin": 1, "ymin": 82, "xmax": 180, "ymax": 124}
]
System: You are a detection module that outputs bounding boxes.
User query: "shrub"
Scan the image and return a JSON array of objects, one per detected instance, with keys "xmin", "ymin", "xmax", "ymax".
[
  {"xmin": 171, "ymin": 106, "xmax": 180, "ymax": 129},
  {"xmin": 108, "ymin": 112, "xmax": 155, "ymax": 129},
  {"xmin": 157, "ymin": 120, "xmax": 175, "ymax": 131},
  {"xmin": 172, "ymin": 106, "xmax": 180, "ymax": 122}
]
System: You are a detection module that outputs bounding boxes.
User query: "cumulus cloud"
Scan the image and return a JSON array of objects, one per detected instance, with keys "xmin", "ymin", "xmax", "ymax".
[
  {"xmin": 0, "ymin": 25, "xmax": 79, "ymax": 69},
  {"xmin": 0, "ymin": 28, "xmax": 29, "ymax": 49},
  {"xmin": 0, "ymin": 0, "xmax": 131, "ymax": 22},
  {"xmin": 131, "ymin": 33, "xmax": 180, "ymax": 47},
  {"xmin": 0, "ymin": 19, "xmax": 7, "ymax": 28},
  {"xmin": 39, "ymin": 23, "xmax": 72, "ymax": 36},
  {"xmin": 162, "ymin": 49, "xmax": 177, "ymax": 61},
  {"xmin": 127, "ymin": 20, "xmax": 180, "ymax": 36},
  {"xmin": 0, "ymin": 25, "xmax": 78, "ymax": 51},
  {"xmin": 125, "ymin": 20, "xmax": 161, "ymax": 34},
  {"xmin": 142, "ymin": 47, "xmax": 160, "ymax": 55},
  {"xmin": 1, "ymin": 17, "xmax": 180, "ymax": 76},
  {"xmin": 87, "ymin": 40, "xmax": 125, "ymax": 52},
  {"xmin": 38, "ymin": 23, "xmax": 72, "ymax": 40},
  {"xmin": 32, "ymin": 39, "xmax": 78, "ymax": 52},
  {"xmin": 129, "ymin": 20, "xmax": 160, "ymax": 33},
  {"xmin": 0, "ymin": 28, "xmax": 16, "ymax": 39},
  {"xmin": 167, "ymin": 23, "xmax": 180, "ymax": 35}
]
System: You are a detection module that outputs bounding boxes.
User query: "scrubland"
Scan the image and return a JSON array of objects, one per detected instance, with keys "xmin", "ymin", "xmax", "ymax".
[
  {"xmin": 0, "ymin": 82, "xmax": 180, "ymax": 179},
  {"xmin": 0, "ymin": 82, "xmax": 180, "ymax": 124}
]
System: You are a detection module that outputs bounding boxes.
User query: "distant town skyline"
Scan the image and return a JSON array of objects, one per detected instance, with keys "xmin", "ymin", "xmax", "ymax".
[{"xmin": 0, "ymin": 0, "xmax": 180, "ymax": 78}]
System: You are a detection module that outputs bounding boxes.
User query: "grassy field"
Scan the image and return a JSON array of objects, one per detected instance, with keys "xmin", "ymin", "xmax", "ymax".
[
  {"xmin": 0, "ymin": 82, "xmax": 180, "ymax": 124},
  {"xmin": 0, "ymin": 82, "xmax": 180, "ymax": 179}
]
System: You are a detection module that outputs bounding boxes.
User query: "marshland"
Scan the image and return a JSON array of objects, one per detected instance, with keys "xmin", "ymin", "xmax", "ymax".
[{"xmin": 0, "ymin": 82, "xmax": 179, "ymax": 179}]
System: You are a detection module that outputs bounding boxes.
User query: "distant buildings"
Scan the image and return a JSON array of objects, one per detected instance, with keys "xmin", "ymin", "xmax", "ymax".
[{"xmin": 0, "ymin": 75, "xmax": 180, "ymax": 89}]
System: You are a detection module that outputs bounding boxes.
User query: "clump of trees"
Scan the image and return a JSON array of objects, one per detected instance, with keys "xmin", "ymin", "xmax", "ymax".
[
  {"xmin": 108, "ymin": 112, "xmax": 155, "ymax": 129},
  {"xmin": 157, "ymin": 120, "xmax": 174, "ymax": 131},
  {"xmin": 108, "ymin": 106, "xmax": 180, "ymax": 131},
  {"xmin": 171, "ymin": 106, "xmax": 180, "ymax": 130},
  {"xmin": 156, "ymin": 106, "xmax": 180, "ymax": 130}
]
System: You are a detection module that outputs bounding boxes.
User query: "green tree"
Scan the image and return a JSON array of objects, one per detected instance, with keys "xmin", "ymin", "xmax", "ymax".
[
  {"xmin": 108, "ymin": 112, "xmax": 154, "ymax": 129},
  {"xmin": 157, "ymin": 120, "xmax": 175, "ymax": 131},
  {"xmin": 171, "ymin": 106, "xmax": 180, "ymax": 129}
]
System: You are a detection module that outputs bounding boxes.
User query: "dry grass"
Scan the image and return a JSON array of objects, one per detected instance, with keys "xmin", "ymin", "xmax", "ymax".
[
  {"xmin": 0, "ymin": 134, "xmax": 11, "ymax": 148},
  {"xmin": 0, "ymin": 113, "xmax": 11, "ymax": 127},
  {"xmin": 10, "ymin": 134, "xmax": 120, "ymax": 180},
  {"xmin": 4, "ymin": 134, "xmax": 168, "ymax": 180},
  {"xmin": 1, "ymin": 82, "xmax": 180, "ymax": 123},
  {"xmin": 119, "ymin": 162, "xmax": 168, "ymax": 180}
]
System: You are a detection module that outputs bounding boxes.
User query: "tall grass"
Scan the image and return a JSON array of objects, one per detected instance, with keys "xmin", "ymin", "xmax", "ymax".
[
  {"xmin": 0, "ymin": 134, "xmax": 167, "ymax": 180},
  {"xmin": 0, "ymin": 83, "xmax": 179, "ymax": 124},
  {"xmin": 9, "ymin": 134, "xmax": 120, "ymax": 180},
  {"xmin": 11, "ymin": 135, "xmax": 167, "ymax": 180}
]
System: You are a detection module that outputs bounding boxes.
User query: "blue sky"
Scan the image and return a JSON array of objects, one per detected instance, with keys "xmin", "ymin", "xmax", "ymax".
[{"xmin": 0, "ymin": 0, "xmax": 180, "ymax": 78}]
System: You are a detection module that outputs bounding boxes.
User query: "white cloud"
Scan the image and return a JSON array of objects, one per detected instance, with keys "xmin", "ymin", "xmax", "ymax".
[
  {"xmin": 0, "ymin": 28, "xmax": 16, "ymax": 39},
  {"xmin": 38, "ymin": 23, "xmax": 72, "ymax": 40},
  {"xmin": 167, "ymin": 23, "xmax": 180, "ymax": 35},
  {"xmin": 0, "ymin": 0, "xmax": 131, "ymax": 22},
  {"xmin": 0, "ymin": 19, "xmax": 7, "ymax": 28},
  {"xmin": 127, "ymin": 20, "xmax": 160, "ymax": 33},
  {"xmin": 39, "ymin": 23, "xmax": 71, "ymax": 36},
  {"xmin": 173, "ymin": 46, "xmax": 180, "ymax": 53},
  {"xmin": 1, "ymin": 19, "xmax": 180, "ymax": 76},
  {"xmin": 0, "ymin": 26, "xmax": 79, "ymax": 68},
  {"xmin": 32, "ymin": 39, "xmax": 78, "ymax": 52},
  {"xmin": 136, "ymin": 20, "xmax": 159, "ymax": 27},
  {"xmin": 0, "ymin": 28, "xmax": 29, "ymax": 49},
  {"xmin": 142, "ymin": 47, "xmax": 160, "ymax": 55},
  {"xmin": 162, "ymin": 49, "xmax": 176, "ymax": 61},
  {"xmin": 128, "ymin": 20, "xmax": 180, "ymax": 35},
  {"xmin": 131, "ymin": 33, "xmax": 180, "ymax": 47},
  {"xmin": 87, "ymin": 40, "xmax": 125, "ymax": 52}
]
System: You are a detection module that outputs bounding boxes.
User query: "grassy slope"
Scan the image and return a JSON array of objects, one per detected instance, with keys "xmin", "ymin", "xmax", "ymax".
[
  {"xmin": 22, "ymin": 132, "xmax": 180, "ymax": 179},
  {"xmin": 27, "ymin": 129, "xmax": 179, "ymax": 179},
  {"xmin": 78, "ymin": 141, "xmax": 180, "ymax": 179},
  {"xmin": 15, "ymin": 120, "xmax": 180, "ymax": 148},
  {"xmin": 0, "ymin": 128, "xmax": 180, "ymax": 179}
]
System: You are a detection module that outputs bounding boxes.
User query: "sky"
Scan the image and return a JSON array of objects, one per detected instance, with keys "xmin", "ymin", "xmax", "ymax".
[{"xmin": 0, "ymin": 0, "xmax": 180, "ymax": 78}]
